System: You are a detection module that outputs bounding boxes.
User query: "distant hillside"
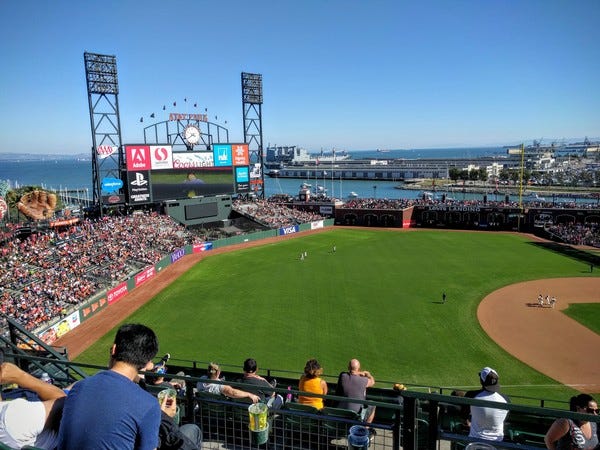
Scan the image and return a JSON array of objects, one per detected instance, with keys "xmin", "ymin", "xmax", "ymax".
[{"xmin": 0, "ymin": 153, "xmax": 89, "ymax": 162}]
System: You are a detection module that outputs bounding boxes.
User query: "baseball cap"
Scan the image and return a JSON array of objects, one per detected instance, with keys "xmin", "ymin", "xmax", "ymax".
[{"xmin": 479, "ymin": 367, "xmax": 500, "ymax": 392}]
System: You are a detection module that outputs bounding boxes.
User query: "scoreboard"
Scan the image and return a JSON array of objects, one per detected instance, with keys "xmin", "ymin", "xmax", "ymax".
[{"xmin": 122, "ymin": 144, "xmax": 250, "ymax": 204}]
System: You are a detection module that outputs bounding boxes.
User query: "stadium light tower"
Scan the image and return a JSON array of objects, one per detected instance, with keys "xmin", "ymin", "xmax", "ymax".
[
  {"xmin": 241, "ymin": 72, "xmax": 265, "ymax": 199},
  {"xmin": 84, "ymin": 52, "xmax": 124, "ymax": 215}
]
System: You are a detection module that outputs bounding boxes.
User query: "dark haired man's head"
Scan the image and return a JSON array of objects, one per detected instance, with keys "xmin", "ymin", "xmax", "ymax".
[
  {"xmin": 110, "ymin": 323, "xmax": 159, "ymax": 370},
  {"xmin": 244, "ymin": 358, "xmax": 258, "ymax": 373}
]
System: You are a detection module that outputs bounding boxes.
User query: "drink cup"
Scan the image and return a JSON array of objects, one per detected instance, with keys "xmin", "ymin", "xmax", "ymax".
[{"xmin": 157, "ymin": 388, "xmax": 177, "ymax": 405}]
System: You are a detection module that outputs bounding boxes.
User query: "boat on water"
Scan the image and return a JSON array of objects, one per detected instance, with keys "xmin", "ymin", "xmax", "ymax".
[
  {"xmin": 348, "ymin": 191, "xmax": 359, "ymax": 198},
  {"xmin": 376, "ymin": 149, "xmax": 390, "ymax": 153}
]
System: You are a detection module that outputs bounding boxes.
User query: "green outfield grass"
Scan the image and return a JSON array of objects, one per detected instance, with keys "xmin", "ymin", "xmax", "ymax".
[
  {"xmin": 77, "ymin": 229, "xmax": 598, "ymax": 402},
  {"xmin": 562, "ymin": 303, "xmax": 600, "ymax": 334}
]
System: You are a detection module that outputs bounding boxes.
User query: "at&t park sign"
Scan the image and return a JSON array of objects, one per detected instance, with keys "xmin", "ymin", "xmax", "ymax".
[{"xmin": 169, "ymin": 113, "xmax": 208, "ymax": 122}]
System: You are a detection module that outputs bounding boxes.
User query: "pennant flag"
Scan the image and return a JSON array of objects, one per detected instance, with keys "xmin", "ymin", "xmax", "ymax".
[
  {"xmin": 162, "ymin": 105, "xmax": 166, "ymax": 110},
  {"xmin": 194, "ymin": 103, "xmax": 197, "ymax": 107},
  {"xmin": 173, "ymin": 101, "xmax": 176, "ymax": 106},
  {"xmin": 140, "ymin": 117, "xmax": 143, "ymax": 122},
  {"xmin": 150, "ymin": 113, "xmax": 155, "ymax": 118},
  {"xmin": 184, "ymin": 97, "xmax": 187, "ymax": 102}
]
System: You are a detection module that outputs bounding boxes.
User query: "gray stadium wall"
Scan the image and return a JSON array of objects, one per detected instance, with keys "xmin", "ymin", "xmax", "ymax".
[{"xmin": 164, "ymin": 195, "xmax": 233, "ymax": 226}]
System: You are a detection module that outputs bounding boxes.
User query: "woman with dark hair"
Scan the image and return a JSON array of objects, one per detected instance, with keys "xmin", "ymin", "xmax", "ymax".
[
  {"xmin": 298, "ymin": 359, "xmax": 328, "ymax": 410},
  {"xmin": 544, "ymin": 393, "xmax": 598, "ymax": 450}
]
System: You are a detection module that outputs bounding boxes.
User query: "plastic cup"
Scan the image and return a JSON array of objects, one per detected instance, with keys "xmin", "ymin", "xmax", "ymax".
[{"xmin": 157, "ymin": 388, "xmax": 177, "ymax": 405}]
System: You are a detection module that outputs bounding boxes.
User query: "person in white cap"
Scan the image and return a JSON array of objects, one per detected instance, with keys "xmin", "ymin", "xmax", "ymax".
[{"xmin": 464, "ymin": 367, "xmax": 510, "ymax": 441}]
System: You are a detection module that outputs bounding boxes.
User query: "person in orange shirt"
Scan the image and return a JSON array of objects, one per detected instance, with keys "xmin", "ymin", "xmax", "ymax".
[{"xmin": 298, "ymin": 359, "xmax": 328, "ymax": 410}]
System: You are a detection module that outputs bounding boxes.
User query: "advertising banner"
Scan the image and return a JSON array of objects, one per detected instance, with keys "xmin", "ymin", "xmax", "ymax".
[
  {"xmin": 127, "ymin": 171, "xmax": 151, "ymax": 204},
  {"xmin": 101, "ymin": 177, "xmax": 123, "ymax": 193},
  {"xmin": 250, "ymin": 163, "xmax": 262, "ymax": 179},
  {"xmin": 311, "ymin": 220, "xmax": 324, "ymax": 230},
  {"xmin": 134, "ymin": 266, "xmax": 156, "ymax": 287},
  {"xmin": 39, "ymin": 311, "xmax": 82, "ymax": 345},
  {"xmin": 80, "ymin": 296, "xmax": 108, "ymax": 321},
  {"xmin": 235, "ymin": 166, "xmax": 250, "ymax": 193},
  {"xmin": 172, "ymin": 152, "xmax": 214, "ymax": 169},
  {"xmin": 102, "ymin": 194, "xmax": 126, "ymax": 205},
  {"xmin": 108, "ymin": 282, "xmax": 129, "ymax": 305},
  {"xmin": 192, "ymin": 242, "xmax": 213, "ymax": 253},
  {"xmin": 278, "ymin": 225, "xmax": 299, "ymax": 236},
  {"xmin": 319, "ymin": 206, "xmax": 333, "ymax": 215},
  {"xmin": 171, "ymin": 248, "xmax": 185, "ymax": 263},
  {"xmin": 150, "ymin": 145, "xmax": 173, "ymax": 170},
  {"xmin": 213, "ymin": 144, "xmax": 232, "ymax": 167},
  {"xmin": 97, "ymin": 145, "xmax": 117, "ymax": 159},
  {"xmin": 126, "ymin": 145, "xmax": 151, "ymax": 171},
  {"xmin": 232, "ymin": 144, "xmax": 249, "ymax": 166}
]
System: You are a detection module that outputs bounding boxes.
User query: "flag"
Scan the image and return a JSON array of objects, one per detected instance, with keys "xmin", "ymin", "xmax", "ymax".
[
  {"xmin": 150, "ymin": 113, "xmax": 155, "ymax": 118},
  {"xmin": 173, "ymin": 101, "xmax": 176, "ymax": 107},
  {"xmin": 315, "ymin": 158, "xmax": 320, "ymax": 166},
  {"xmin": 194, "ymin": 103, "xmax": 197, "ymax": 107},
  {"xmin": 162, "ymin": 105, "xmax": 166, "ymax": 110},
  {"xmin": 140, "ymin": 117, "xmax": 143, "ymax": 122},
  {"xmin": 184, "ymin": 97, "xmax": 187, "ymax": 102}
]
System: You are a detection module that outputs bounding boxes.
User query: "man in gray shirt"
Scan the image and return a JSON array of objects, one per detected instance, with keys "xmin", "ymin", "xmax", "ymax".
[{"xmin": 336, "ymin": 359, "xmax": 376, "ymax": 423}]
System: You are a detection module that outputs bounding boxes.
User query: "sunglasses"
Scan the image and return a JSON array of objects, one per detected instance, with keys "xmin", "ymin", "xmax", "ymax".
[{"xmin": 586, "ymin": 407, "xmax": 599, "ymax": 414}]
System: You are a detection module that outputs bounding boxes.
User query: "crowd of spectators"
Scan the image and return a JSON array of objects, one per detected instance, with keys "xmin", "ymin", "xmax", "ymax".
[
  {"xmin": 547, "ymin": 222, "xmax": 600, "ymax": 247},
  {"xmin": 0, "ymin": 212, "xmax": 205, "ymax": 331},
  {"xmin": 340, "ymin": 196, "xmax": 600, "ymax": 210},
  {"xmin": 1, "ymin": 204, "xmax": 326, "ymax": 333},
  {"xmin": 232, "ymin": 199, "xmax": 324, "ymax": 228}
]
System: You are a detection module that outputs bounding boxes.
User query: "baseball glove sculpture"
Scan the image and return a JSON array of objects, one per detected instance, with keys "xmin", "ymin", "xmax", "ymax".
[{"xmin": 17, "ymin": 190, "xmax": 57, "ymax": 220}]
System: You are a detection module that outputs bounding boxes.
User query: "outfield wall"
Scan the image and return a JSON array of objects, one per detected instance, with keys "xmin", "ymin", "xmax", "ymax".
[
  {"xmin": 36, "ymin": 219, "xmax": 333, "ymax": 344},
  {"xmin": 334, "ymin": 205, "xmax": 600, "ymax": 231}
]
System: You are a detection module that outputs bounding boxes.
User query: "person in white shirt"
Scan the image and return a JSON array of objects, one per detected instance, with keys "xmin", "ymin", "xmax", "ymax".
[{"xmin": 465, "ymin": 367, "xmax": 510, "ymax": 442}]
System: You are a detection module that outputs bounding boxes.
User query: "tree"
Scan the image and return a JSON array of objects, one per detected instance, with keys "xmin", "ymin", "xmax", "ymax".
[
  {"xmin": 448, "ymin": 167, "xmax": 461, "ymax": 182},
  {"xmin": 478, "ymin": 168, "xmax": 488, "ymax": 182}
]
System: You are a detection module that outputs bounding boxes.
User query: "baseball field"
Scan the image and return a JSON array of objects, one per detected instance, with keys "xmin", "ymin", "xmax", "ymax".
[{"xmin": 71, "ymin": 228, "xmax": 599, "ymax": 403}]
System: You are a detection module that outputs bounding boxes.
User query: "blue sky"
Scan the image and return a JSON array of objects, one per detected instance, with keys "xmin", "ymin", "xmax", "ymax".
[{"xmin": 1, "ymin": 0, "xmax": 599, "ymax": 154}]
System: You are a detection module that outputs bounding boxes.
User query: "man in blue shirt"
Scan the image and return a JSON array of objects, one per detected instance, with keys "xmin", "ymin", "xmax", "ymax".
[{"xmin": 58, "ymin": 323, "xmax": 162, "ymax": 450}]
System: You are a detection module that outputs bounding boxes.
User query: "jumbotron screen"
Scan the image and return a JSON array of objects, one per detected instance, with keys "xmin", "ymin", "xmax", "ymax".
[
  {"xmin": 150, "ymin": 167, "xmax": 234, "ymax": 201},
  {"xmin": 123, "ymin": 144, "xmax": 250, "ymax": 204}
]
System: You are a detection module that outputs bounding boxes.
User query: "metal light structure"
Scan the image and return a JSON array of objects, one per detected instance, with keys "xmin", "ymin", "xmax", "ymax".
[
  {"xmin": 241, "ymin": 72, "xmax": 265, "ymax": 199},
  {"xmin": 518, "ymin": 143, "xmax": 526, "ymax": 230},
  {"xmin": 84, "ymin": 52, "xmax": 124, "ymax": 214}
]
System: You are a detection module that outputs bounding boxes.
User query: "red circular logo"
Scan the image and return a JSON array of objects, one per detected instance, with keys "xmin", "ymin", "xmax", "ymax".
[{"xmin": 154, "ymin": 147, "xmax": 168, "ymax": 161}]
